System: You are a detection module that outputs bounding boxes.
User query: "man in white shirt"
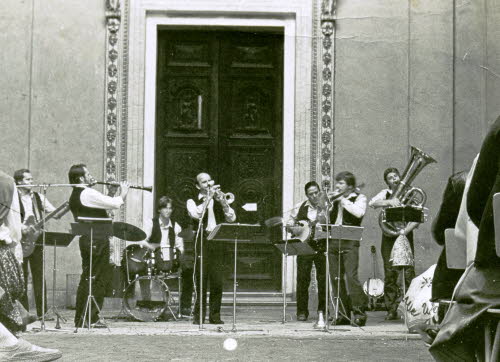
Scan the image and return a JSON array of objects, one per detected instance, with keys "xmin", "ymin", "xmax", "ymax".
[
  {"xmin": 369, "ymin": 167, "xmax": 417, "ymax": 321},
  {"xmin": 68, "ymin": 164, "xmax": 129, "ymax": 328},
  {"xmin": 14, "ymin": 169, "xmax": 57, "ymax": 319},
  {"xmin": 328, "ymin": 171, "xmax": 368, "ymax": 326},
  {"xmin": 186, "ymin": 172, "xmax": 235, "ymax": 325}
]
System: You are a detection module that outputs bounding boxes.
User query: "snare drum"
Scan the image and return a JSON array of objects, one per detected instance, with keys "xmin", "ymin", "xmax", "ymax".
[
  {"xmin": 123, "ymin": 275, "xmax": 170, "ymax": 322},
  {"xmin": 122, "ymin": 245, "xmax": 152, "ymax": 276},
  {"xmin": 154, "ymin": 247, "xmax": 179, "ymax": 274}
]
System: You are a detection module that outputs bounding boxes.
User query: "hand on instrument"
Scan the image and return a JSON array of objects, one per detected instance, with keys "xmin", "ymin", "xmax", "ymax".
[
  {"xmin": 386, "ymin": 199, "xmax": 401, "ymax": 207},
  {"xmin": 120, "ymin": 181, "xmax": 130, "ymax": 199},
  {"xmin": 139, "ymin": 240, "xmax": 155, "ymax": 250}
]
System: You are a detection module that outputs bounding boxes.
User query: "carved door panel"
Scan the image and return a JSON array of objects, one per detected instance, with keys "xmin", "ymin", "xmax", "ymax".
[{"xmin": 156, "ymin": 30, "xmax": 283, "ymax": 291}]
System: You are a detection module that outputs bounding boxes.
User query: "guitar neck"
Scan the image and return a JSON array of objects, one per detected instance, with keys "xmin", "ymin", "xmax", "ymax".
[{"xmin": 33, "ymin": 202, "xmax": 70, "ymax": 228}]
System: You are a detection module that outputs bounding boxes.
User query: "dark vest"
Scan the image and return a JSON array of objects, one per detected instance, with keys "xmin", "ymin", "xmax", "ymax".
[
  {"xmin": 19, "ymin": 192, "xmax": 43, "ymax": 222},
  {"xmin": 296, "ymin": 201, "xmax": 310, "ymax": 222},
  {"xmin": 329, "ymin": 193, "xmax": 364, "ymax": 227},
  {"xmin": 149, "ymin": 217, "xmax": 176, "ymax": 248},
  {"xmin": 69, "ymin": 187, "xmax": 108, "ymax": 221},
  {"xmin": 192, "ymin": 197, "xmax": 228, "ymax": 231}
]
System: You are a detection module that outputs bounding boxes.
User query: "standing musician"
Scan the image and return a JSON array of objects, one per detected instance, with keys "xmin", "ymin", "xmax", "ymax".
[
  {"xmin": 369, "ymin": 167, "xmax": 417, "ymax": 321},
  {"xmin": 287, "ymin": 181, "xmax": 327, "ymax": 326},
  {"xmin": 327, "ymin": 171, "xmax": 368, "ymax": 326},
  {"xmin": 68, "ymin": 164, "xmax": 129, "ymax": 328},
  {"xmin": 186, "ymin": 172, "xmax": 236, "ymax": 325},
  {"xmin": 14, "ymin": 169, "xmax": 58, "ymax": 319}
]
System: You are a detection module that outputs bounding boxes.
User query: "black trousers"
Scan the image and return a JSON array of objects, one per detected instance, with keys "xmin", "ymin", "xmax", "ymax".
[
  {"xmin": 329, "ymin": 242, "xmax": 368, "ymax": 318},
  {"xmin": 192, "ymin": 242, "xmax": 224, "ymax": 320},
  {"xmin": 296, "ymin": 252, "xmax": 327, "ymax": 317},
  {"xmin": 180, "ymin": 266, "xmax": 194, "ymax": 311},
  {"xmin": 381, "ymin": 233, "xmax": 415, "ymax": 313},
  {"xmin": 431, "ymin": 249, "xmax": 464, "ymax": 303},
  {"xmin": 20, "ymin": 245, "xmax": 47, "ymax": 317},
  {"xmin": 74, "ymin": 236, "xmax": 111, "ymax": 326}
]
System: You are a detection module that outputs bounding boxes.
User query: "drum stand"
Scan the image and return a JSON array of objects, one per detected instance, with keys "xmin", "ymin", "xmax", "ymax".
[{"xmin": 281, "ymin": 226, "xmax": 288, "ymax": 324}]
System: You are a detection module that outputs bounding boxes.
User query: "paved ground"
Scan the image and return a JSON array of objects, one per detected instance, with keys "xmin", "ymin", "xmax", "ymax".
[{"xmin": 18, "ymin": 306, "xmax": 433, "ymax": 361}]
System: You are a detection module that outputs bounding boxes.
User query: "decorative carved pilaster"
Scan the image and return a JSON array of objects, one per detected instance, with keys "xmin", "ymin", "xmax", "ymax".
[
  {"xmin": 104, "ymin": 1, "xmax": 123, "ymax": 266},
  {"xmin": 319, "ymin": 0, "xmax": 336, "ymax": 189}
]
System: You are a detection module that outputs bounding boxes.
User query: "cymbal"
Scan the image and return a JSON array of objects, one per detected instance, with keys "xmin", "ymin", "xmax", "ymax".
[{"xmin": 112, "ymin": 222, "xmax": 146, "ymax": 241}]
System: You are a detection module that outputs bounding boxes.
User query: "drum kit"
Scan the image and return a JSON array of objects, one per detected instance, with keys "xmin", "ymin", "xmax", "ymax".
[{"xmin": 115, "ymin": 222, "xmax": 181, "ymax": 322}]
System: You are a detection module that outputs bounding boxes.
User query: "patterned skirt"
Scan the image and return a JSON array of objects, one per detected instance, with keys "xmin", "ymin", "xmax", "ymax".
[{"xmin": 0, "ymin": 244, "xmax": 25, "ymax": 333}]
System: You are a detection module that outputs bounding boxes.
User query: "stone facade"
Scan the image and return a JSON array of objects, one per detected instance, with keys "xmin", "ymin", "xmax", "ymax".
[{"xmin": 0, "ymin": 0, "xmax": 499, "ymax": 304}]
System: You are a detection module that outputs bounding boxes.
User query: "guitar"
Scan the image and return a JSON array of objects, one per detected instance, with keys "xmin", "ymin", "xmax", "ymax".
[
  {"xmin": 363, "ymin": 246, "xmax": 385, "ymax": 309},
  {"xmin": 21, "ymin": 201, "xmax": 70, "ymax": 257}
]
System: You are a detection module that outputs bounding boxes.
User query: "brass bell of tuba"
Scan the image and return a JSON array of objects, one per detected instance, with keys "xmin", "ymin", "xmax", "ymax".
[{"xmin": 379, "ymin": 146, "xmax": 437, "ymax": 237}]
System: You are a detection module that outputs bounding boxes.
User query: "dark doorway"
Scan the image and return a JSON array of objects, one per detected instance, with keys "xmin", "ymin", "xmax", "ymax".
[{"xmin": 155, "ymin": 29, "xmax": 284, "ymax": 291}]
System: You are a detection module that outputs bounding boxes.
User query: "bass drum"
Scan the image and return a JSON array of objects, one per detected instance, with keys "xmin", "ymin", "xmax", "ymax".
[{"xmin": 123, "ymin": 276, "xmax": 170, "ymax": 322}]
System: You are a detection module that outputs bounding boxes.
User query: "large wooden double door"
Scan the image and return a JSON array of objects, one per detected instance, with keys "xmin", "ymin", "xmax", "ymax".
[{"xmin": 155, "ymin": 30, "xmax": 283, "ymax": 291}]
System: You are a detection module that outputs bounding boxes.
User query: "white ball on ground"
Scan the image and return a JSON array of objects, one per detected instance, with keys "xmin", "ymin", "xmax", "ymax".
[{"xmin": 223, "ymin": 338, "xmax": 238, "ymax": 351}]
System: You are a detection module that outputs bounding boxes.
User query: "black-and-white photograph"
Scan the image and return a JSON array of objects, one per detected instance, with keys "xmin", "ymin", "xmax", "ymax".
[{"xmin": 0, "ymin": 0, "xmax": 499, "ymax": 360}]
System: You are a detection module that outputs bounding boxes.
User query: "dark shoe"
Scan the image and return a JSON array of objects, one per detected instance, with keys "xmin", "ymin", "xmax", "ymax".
[
  {"xmin": 352, "ymin": 315, "xmax": 367, "ymax": 327},
  {"xmin": 180, "ymin": 307, "xmax": 192, "ymax": 317},
  {"xmin": 332, "ymin": 317, "xmax": 350, "ymax": 326},
  {"xmin": 385, "ymin": 311, "xmax": 399, "ymax": 320},
  {"xmin": 297, "ymin": 313, "xmax": 308, "ymax": 322},
  {"xmin": 209, "ymin": 318, "xmax": 224, "ymax": 325},
  {"xmin": 414, "ymin": 323, "xmax": 439, "ymax": 346}
]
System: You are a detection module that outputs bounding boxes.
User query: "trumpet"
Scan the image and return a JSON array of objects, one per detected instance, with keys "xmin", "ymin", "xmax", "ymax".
[
  {"xmin": 93, "ymin": 181, "xmax": 153, "ymax": 192},
  {"xmin": 210, "ymin": 185, "xmax": 235, "ymax": 205}
]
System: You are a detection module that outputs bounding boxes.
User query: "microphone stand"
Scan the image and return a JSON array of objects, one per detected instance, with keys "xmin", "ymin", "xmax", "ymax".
[{"xmin": 195, "ymin": 189, "xmax": 214, "ymax": 330}]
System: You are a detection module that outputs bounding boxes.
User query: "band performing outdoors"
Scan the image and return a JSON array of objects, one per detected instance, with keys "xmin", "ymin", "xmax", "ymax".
[{"xmin": 0, "ymin": 119, "xmax": 499, "ymax": 360}]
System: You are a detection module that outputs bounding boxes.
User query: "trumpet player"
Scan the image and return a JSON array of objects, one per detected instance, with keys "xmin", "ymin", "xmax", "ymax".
[
  {"xmin": 327, "ymin": 171, "xmax": 368, "ymax": 326},
  {"xmin": 186, "ymin": 172, "xmax": 236, "ymax": 325},
  {"xmin": 369, "ymin": 167, "xmax": 416, "ymax": 321}
]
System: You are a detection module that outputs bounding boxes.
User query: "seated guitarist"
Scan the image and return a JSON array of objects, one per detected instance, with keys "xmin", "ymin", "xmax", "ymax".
[
  {"xmin": 14, "ymin": 169, "xmax": 60, "ymax": 319},
  {"xmin": 287, "ymin": 181, "xmax": 328, "ymax": 327}
]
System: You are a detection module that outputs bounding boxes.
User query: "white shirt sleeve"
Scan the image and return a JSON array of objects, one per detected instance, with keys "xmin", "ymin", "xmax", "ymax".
[
  {"xmin": 341, "ymin": 194, "xmax": 367, "ymax": 218},
  {"xmin": 174, "ymin": 222, "xmax": 184, "ymax": 254},
  {"xmin": 39, "ymin": 194, "xmax": 56, "ymax": 213},
  {"xmin": 143, "ymin": 219, "xmax": 153, "ymax": 242},
  {"xmin": 224, "ymin": 206, "xmax": 236, "ymax": 223},
  {"xmin": 186, "ymin": 198, "xmax": 204, "ymax": 219},
  {"xmin": 80, "ymin": 187, "xmax": 124, "ymax": 210},
  {"xmin": 368, "ymin": 189, "xmax": 389, "ymax": 208}
]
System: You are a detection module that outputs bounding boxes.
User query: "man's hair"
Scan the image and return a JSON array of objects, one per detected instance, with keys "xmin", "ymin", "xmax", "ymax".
[
  {"xmin": 68, "ymin": 164, "xmax": 87, "ymax": 184},
  {"xmin": 383, "ymin": 167, "xmax": 400, "ymax": 185},
  {"xmin": 304, "ymin": 181, "xmax": 320, "ymax": 194},
  {"xmin": 13, "ymin": 169, "xmax": 30, "ymax": 184},
  {"xmin": 335, "ymin": 171, "xmax": 356, "ymax": 188},
  {"xmin": 157, "ymin": 196, "xmax": 173, "ymax": 211}
]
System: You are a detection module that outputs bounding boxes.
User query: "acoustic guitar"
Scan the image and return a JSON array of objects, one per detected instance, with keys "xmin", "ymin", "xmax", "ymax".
[{"xmin": 21, "ymin": 201, "xmax": 70, "ymax": 257}]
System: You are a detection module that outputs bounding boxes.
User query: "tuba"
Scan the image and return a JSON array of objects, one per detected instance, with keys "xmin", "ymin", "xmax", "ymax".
[{"xmin": 379, "ymin": 146, "xmax": 437, "ymax": 237}]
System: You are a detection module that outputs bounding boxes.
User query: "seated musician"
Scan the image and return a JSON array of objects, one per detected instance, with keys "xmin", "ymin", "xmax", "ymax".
[
  {"xmin": 127, "ymin": 196, "xmax": 184, "ymax": 314},
  {"xmin": 327, "ymin": 171, "xmax": 368, "ymax": 326},
  {"xmin": 141, "ymin": 196, "xmax": 184, "ymax": 271},
  {"xmin": 287, "ymin": 181, "xmax": 328, "ymax": 327}
]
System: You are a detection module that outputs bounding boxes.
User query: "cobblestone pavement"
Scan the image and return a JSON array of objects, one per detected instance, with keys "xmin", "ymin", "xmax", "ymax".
[{"xmin": 18, "ymin": 306, "xmax": 433, "ymax": 361}]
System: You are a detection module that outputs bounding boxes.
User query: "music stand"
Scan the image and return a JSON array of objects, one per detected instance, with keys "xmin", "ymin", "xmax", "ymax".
[
  {"xmin": 320, "ymin": 224, "xmax": 364, "ymax": 331},
  {"xmin": 36, "ymin": 232, "xmax": 75, "ymax": 329},
  {"xmin": 274, "ymin": 229, "xmax": 316, "ymax": 324},
  {"xmin": 208, "ymin": 223, "xmax": 261, "ymax": 332},
  {"xmin": 71, "ymin": 217, "xmax": 113, "ymax": 332}
]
